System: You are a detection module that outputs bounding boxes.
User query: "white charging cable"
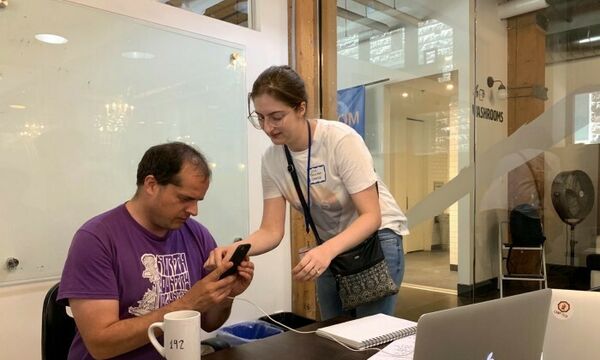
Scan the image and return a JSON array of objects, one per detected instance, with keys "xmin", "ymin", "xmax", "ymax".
[{"xmin": 228, "ymin": 296, "xmax": 414, "ymax": 357}]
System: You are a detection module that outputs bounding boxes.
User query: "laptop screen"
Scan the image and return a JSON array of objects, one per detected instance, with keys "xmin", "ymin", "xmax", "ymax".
[{"xmin": 413, "ymin": 289, "xmax": 551, "ymax": 360}]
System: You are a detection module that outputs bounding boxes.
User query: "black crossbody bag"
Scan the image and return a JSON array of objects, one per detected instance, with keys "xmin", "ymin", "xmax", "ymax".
[{"xmin": 284, "ymin": 145, "xmax": 398, "ymax": 310}]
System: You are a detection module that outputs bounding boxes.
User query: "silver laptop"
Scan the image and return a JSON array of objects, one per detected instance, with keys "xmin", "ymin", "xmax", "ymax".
[
  {"xmin": 413, "ymin": 289, "xmax": 551, "ymax": 360},
  {"xmin": 543, "ymin": 289, "xmax": 600, "ymax": 360}
]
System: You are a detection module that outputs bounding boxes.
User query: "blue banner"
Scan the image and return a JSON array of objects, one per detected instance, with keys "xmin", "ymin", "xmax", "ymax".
[{"xmin": 337, "ymin": 85, "xmax": 366, "ymax": 138}]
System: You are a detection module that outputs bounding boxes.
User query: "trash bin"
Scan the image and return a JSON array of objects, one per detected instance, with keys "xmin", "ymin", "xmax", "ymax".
[
  {"xmin": 216, "ymin": 320, "xmax": 283, "ymax": 346},
  {"xmin": 259, "ymin": 312, "xmax": 316, "ymax": 331}
]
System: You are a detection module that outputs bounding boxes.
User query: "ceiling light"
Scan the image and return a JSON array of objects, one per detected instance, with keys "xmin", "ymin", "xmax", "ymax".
[
  {"xmin": 497, "ymin": 0, "xmax": 548, "ymax": 20},
  {"xmin": 35, "ymin": 33, "xmax": 68, "ymax": 45},
  {"xmin": 446, "ymin": 84, "xmax": 454, "ymax": 91},
  {"xmin": 9, "ymin": 104, "xmax": 27, "ymax": 109},
  {"xmin": 402, "ymin": 92, "xmax": 409, "ymax": 98},
  {"xmin": 121, "ymin": 51, "xmax": 155, "ymax": 60},
  {"xmin": 578, "ymin": 35, "xmax": 600, "ymax": 44}
]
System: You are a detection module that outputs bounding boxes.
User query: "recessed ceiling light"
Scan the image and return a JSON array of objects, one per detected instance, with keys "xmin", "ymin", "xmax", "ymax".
[
  {"xmin": 402, "ymin": 92, "xmax": 409, "ymax": 98},
  {"xmin": 35, "ymin": 33, "xmax": 68, "ymax": 45},
  {"xmin": 446, "ymin": 84, "xmax": 454, "ymax": 90},
  {"xmin": 9, "ymin": 104, "xmax": 27, "ymax": 109},
  {"xmin": 121, "ymin": 51, "xmax": 155, "ymax": 60}
]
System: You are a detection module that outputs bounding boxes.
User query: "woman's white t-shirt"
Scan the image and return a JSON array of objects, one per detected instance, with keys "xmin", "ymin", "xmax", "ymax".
[{"xmin": 261, "ymin": 119, "xmax": 409, "ymax": 241}]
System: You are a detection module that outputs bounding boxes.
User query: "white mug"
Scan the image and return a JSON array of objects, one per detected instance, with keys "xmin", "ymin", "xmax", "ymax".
[{"xmin": 148, "ymin": 310, "xmax": 201, "ymax": 359}]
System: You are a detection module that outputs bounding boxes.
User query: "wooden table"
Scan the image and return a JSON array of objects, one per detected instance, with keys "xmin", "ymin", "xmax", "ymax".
[{"xmin": 203, "ymin": 317, "xmax": 376, "ymax": 360}]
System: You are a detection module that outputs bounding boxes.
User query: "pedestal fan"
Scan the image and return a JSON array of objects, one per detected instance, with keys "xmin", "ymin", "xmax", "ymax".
[{"xmin": 551, "ymin": 170, "xmax": 595, "ymax": 266}]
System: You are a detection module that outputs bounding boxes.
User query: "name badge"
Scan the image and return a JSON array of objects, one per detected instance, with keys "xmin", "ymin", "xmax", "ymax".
[{"xmin": 309, "ymin": 165, "xmax": 326, "ymax": 184}]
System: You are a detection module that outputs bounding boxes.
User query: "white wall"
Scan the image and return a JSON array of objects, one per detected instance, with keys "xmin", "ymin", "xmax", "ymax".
[{"xmin": 0, "ymin": 1, "xmax": 289, "ymax": 359}]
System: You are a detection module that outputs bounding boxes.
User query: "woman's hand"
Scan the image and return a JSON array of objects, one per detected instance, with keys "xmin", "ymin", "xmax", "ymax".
[
  {"xmin": 204, "ymin": 244, "xmax": 238, "ymax": 271},
  {"xmin": 292, "ymin": 245, "xmax": 333, "ymax": 282}
]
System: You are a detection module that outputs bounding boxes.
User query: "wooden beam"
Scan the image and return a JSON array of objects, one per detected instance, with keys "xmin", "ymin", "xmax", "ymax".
[
  {"xmin": 204, "ymin": 0, "xmax": 236, "ymax": 14},
  {"xmin": 204, "ymin": 0, "xmax": 247, "ymax": 20},
  {"xmin": 507, "ymin": 12, "xmax": 546, "ymax": 210},
  {"xmin": 506, "ymin": 11, "xmax": 547, "ymax": 276},
  {"xmin": 291, "ymin": 0, "xmax": 319, "ymax": 320},
  {"xmin": 289, "ymin": 0, "xmax": 338, "ymax": 321}
]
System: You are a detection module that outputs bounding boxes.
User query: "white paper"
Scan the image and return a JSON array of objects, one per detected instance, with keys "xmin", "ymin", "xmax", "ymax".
[{"xmin": 367, "ymin": 335, "xmax": 416, "ymax": 360}]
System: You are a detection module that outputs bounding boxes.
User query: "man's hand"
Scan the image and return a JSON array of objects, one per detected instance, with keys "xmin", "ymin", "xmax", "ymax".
[
  {"xmin": 180, "ymin": 261, "xmax": 237, "ymax": 312},
  {"xmin": 228, "ymin": 259, "xmax": 254, "ymax": 297},
  {"xmin": 195, "ymin": 258, "xmax": 254, "ymax": 331}
]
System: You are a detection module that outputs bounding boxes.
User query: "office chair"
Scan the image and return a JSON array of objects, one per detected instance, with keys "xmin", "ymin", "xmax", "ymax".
[{"xmin": 41, "ymin": 282, "xmax": 76, "ymax": 360}]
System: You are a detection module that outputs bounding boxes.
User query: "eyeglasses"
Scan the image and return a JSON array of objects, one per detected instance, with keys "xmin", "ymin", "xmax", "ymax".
[
  {"xmin": 248, "ymin": 111, "xmax": 291, "ymax": 130},
  {"xmin": 247, "ymin": 93, "xmax": 291, "ymax": 130}
]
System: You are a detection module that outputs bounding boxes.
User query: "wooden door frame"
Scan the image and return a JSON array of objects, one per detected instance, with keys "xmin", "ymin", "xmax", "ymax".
[{"xmin": 288, "ymin": 0, "xmax": 337, "ymax": 319}]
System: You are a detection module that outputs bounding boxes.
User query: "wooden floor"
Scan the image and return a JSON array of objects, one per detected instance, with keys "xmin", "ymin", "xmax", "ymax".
[
  {"xmin": 395, "ymin": 262, "xmax": 593, "ymax": 322},
  {"xmin": 394, "ymin": 286, "xmax": 460, "ymax": 322},
  {"xmin": 394, "ymin": 285, "xmax": 509, "ymax": 321}
]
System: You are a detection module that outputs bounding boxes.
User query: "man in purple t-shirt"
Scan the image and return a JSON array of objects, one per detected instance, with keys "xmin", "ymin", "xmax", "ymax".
[{"xmin": 58, "ymin": 142, "xmax": 254, "ymax": 360}]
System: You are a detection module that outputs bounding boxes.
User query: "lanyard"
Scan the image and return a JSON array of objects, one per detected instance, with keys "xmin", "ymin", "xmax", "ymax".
[{"xmin": 305, "ymin": 119, "xmax": 312, "ymax": 234}]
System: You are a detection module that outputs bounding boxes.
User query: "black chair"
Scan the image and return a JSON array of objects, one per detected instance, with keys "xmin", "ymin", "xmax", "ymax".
[{"xmin": 41, "ymin": 282, "xmax": 76, "ymax": 360}]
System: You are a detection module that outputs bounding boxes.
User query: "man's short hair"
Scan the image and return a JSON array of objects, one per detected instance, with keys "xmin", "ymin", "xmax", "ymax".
[{"xmin": 136, "ymin": 142, "xmax": 211, "ymax": 187}]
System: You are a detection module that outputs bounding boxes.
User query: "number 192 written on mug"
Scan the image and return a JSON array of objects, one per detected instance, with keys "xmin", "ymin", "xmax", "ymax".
[
  {"xmin": 169, "ymin": 339, "xmax": 185, "ymax": 350},
  {"xmin": 148, "ymin": 310, "xmax": 200, "ymax": 359}
]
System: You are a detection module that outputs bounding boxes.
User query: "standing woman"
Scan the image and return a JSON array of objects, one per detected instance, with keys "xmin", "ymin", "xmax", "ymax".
[{"xmin": 207, "ymin": 65, "xmax": 409, "ymax": 320}]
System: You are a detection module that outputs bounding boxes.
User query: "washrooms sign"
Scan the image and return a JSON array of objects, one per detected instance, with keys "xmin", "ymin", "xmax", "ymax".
[
  {"xmin": 473, "ymin": 104, "xmax": 504, "ymax": 123},
  {"xmin": 337, "ymin": 85, "xmax": 366, "ymax": 138}
]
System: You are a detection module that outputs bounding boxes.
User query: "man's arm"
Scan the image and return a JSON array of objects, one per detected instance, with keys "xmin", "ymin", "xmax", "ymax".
[{"xmin": 70, "ymin": 262, "xmax": 238, "ymax": 359}]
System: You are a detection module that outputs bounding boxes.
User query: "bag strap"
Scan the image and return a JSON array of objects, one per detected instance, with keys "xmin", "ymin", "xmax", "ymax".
[
  {"xmin": 284, "ymin": 144, "xmax": 324, "ymax": 245},
  {"xmin": 284, "ymin": 145, "xmax": 381, "ymax": 247}
]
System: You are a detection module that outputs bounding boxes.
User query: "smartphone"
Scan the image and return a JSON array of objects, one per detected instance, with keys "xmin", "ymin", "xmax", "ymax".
[{"xmin": 219, "ymin": 243, "xmax": 251, "ymax": 279}]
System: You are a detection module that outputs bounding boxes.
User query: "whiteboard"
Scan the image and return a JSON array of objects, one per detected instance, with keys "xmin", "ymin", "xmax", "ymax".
[{"xmin": 0, "ymin": 0, "xmax": 248, "ymax": 284}]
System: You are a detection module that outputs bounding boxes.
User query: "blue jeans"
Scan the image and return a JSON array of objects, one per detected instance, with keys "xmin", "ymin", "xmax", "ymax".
[{"xmin": 316, "ymin": 229, "xmax": 405, "ymax": 320}]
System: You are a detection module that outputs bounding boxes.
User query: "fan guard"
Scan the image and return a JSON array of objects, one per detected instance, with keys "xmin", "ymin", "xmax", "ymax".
[{"xmin": 551, "ymin": 170, "xmax": 595, "ymax": 265}]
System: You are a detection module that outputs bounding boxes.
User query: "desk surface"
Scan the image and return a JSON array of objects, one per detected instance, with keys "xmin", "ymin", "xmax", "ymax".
[{"xmin": 203, "ymin": 317, "xmax": 376, "ymax": 360}]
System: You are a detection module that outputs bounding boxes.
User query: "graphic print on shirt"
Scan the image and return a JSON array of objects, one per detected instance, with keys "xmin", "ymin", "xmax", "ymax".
[{"xmin": 129, "ymin": 252, "xmax": 192, "ymax": 316}]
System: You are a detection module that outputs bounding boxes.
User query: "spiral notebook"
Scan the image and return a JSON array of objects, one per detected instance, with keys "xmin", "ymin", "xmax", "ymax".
[{"xmin": 316, "ymin": 313, "xmax": 417, "ymax": 350}]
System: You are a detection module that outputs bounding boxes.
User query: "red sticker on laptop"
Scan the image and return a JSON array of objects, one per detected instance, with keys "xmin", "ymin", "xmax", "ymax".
[{"xmin": 552, "ymin": 300, "xmax": 572, "ymax": 320}]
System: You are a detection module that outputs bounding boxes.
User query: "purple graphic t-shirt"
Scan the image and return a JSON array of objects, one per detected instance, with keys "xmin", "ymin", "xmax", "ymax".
[{"xmin": 58, "ymin": 203, "xmax": 217, "ymax": 360}]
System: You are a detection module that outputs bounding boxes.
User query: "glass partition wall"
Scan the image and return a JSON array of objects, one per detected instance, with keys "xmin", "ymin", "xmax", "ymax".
[
  {"xmin": 475, "ymin": 0, "xmax": 600, "ymax": 298},
  {"xmin": 335, "ymin": 0, "xmax": 473, "ymax": 318},
  {"xmin": 333, "ymin": 0, "xmax": 600, "ymax": 318}
]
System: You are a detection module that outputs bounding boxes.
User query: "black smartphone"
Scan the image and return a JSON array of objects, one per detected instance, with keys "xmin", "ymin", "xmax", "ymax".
[{"xmin": 219, "ymin": 244, "xmax": 251, "ymax": 279}]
